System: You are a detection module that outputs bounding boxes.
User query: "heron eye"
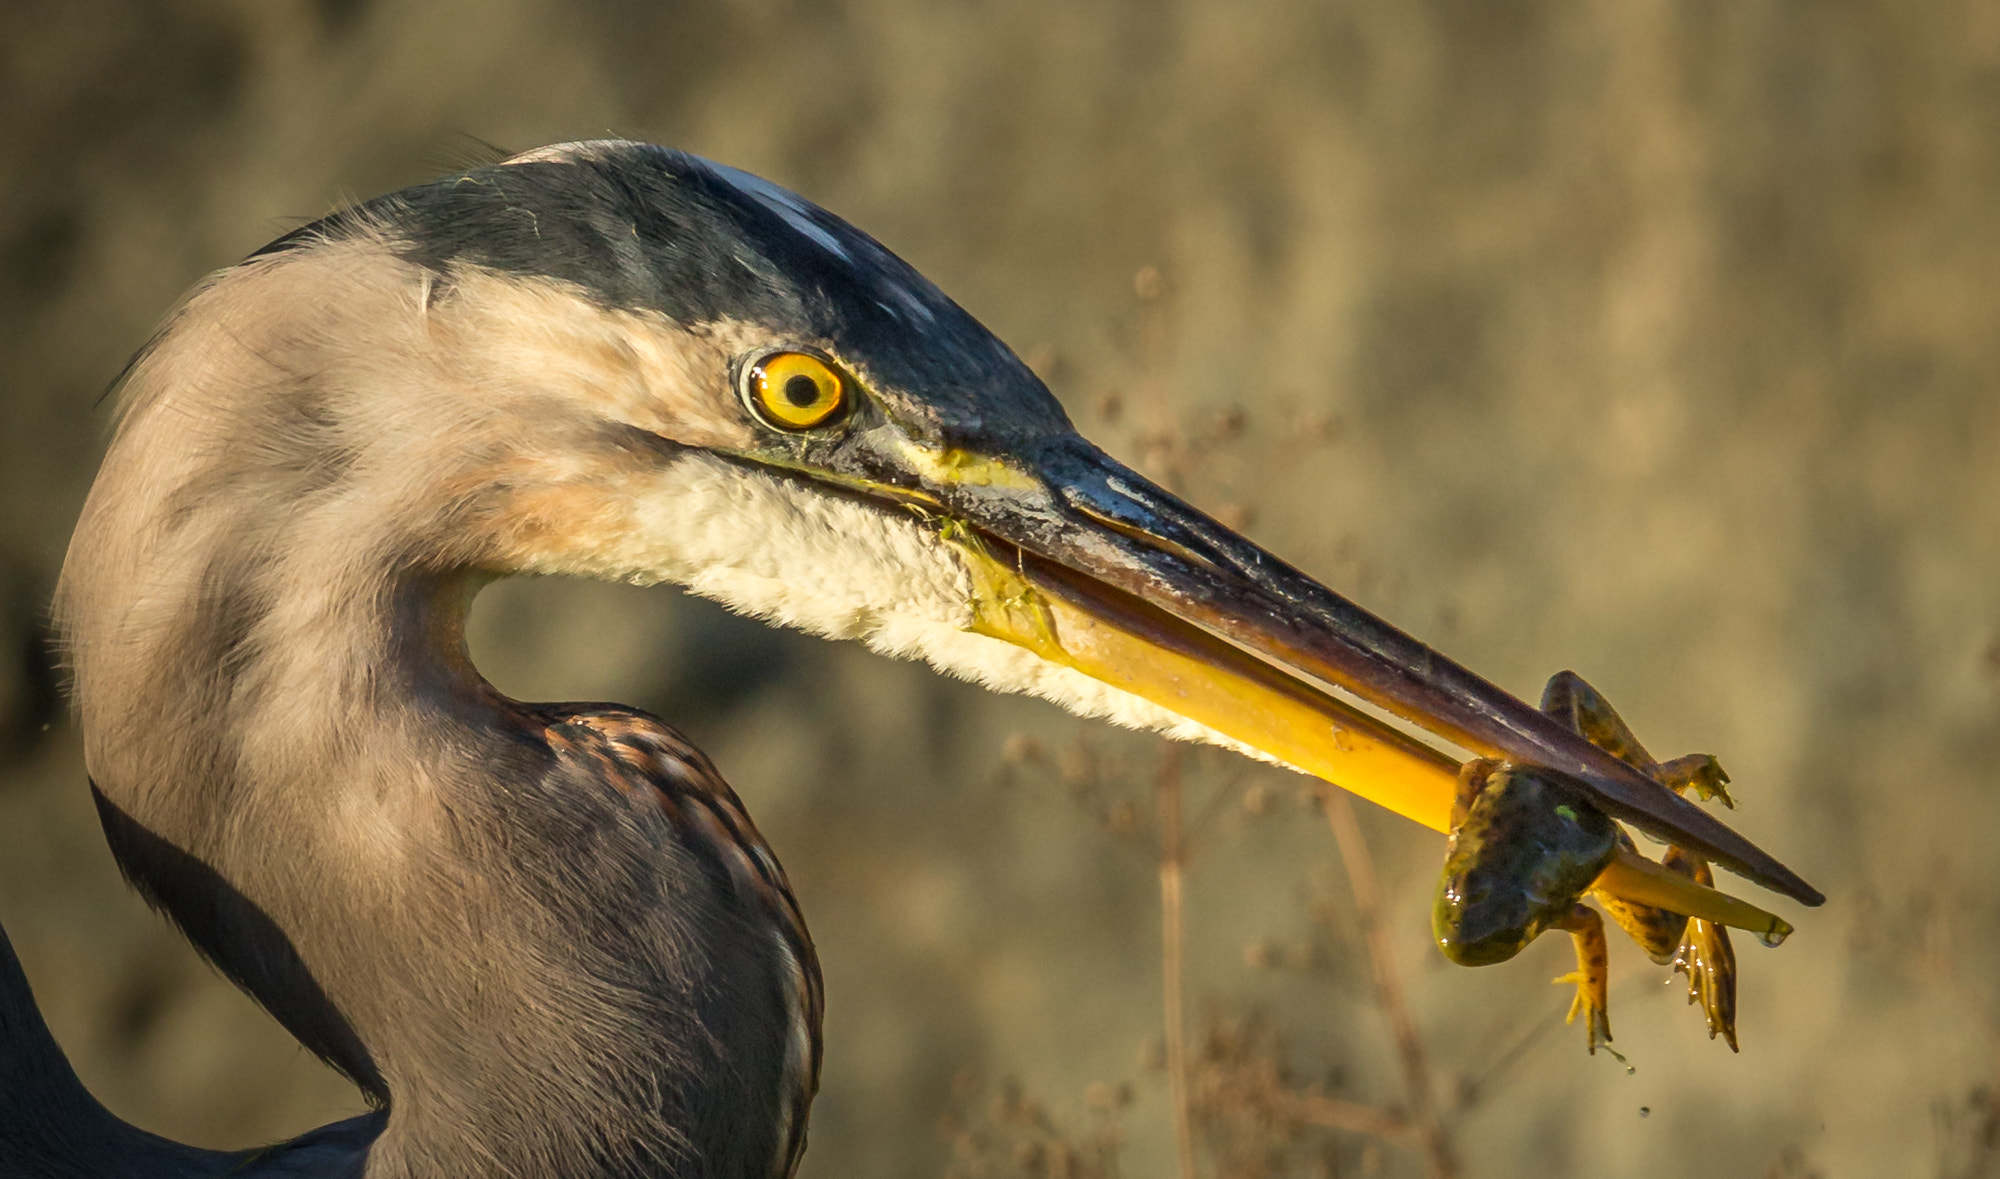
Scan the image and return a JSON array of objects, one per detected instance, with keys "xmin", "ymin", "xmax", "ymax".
[{"xmin": 747, "ymin": 352, "xmax": 847, "ymax": 430}]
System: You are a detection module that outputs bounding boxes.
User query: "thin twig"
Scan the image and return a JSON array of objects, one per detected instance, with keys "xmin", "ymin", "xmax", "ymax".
[
  {"xmin": 1158, "ymin": 747, "xmax": 1197, "ymax": 1179},
  {"xmin": 1319, "ymin": 787, "xmax": 1457, "ymax": 1179},
  {"xmin": 1280, "ymin": 1091, "xmax": 1418, "ymax": 1142}
]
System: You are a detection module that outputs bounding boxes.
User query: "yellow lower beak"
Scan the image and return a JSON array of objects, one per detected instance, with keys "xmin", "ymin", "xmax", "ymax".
[{"xmin": 953, "ymin": 532, "xmax": 1793, "ymax": 944}]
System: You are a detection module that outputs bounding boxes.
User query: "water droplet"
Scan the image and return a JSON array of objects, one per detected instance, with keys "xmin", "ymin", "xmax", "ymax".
[
  {"xmin": 1759, "ymin": 918, "xmax": 1794, "ymax": 948},
  {"xmin": 1330, "ymin": 726, "xmax": 1355, "ymax": 752},
  {"xmin": 1639, "ymin": 1106, "xmax": 1651, "ymax": 1118}
]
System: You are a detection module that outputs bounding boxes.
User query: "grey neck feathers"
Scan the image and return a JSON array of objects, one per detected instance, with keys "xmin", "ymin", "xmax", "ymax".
[{"xmin": 47, "ymin": 244, "xmax": 792, "ymax": 1178}]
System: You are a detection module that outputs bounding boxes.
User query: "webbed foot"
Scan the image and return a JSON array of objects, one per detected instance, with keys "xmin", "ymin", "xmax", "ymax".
[
  {"xmin": 1664, "ymin": 850, "xmax": 1739, "ymax": 1051},
  {"xmin": 1555, "ymin": 903, "xmax": 1613, "ymax": 1054},
  {"xmin": 1673, "ymin": 919, "xmax": 1738, "ymax": 1051}
]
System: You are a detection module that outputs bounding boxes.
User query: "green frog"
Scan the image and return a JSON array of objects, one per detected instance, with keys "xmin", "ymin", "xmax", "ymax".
[{"xmin": 1432, "ymin": 671, "xmax": 1739, "ymax": 1054}]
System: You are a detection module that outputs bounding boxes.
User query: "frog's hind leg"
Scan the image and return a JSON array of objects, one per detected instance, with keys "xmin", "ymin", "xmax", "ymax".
[
  {"xmin": 1595, "ymin": 836, "xmax": 1688, "ymax": 966},
  {"xmin": 1589, "ymin": 836, "xmax": 1741, "ymax": 1050},
  {"xmin": 1553, "ymin": 903, "xmax": 1613, "ymax": 1054},
  {"xmin": 1664, "ymin": 849, "xmax": 1740, "ymax": 1051}
]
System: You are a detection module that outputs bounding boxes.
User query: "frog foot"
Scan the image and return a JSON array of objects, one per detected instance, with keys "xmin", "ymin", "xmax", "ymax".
[
  {"xmin": 1554, "ymin": 968, "xmax": 1613, "ymax": 1054},
  {"xmin": 1655, "ymin": 753, "xmax": 1734, "ymax": 808},
  {"xmin": 1554, "ymin": 904, "xmax": 1613, "ymax": 1053},
  {"xmin": 1673, "ymin": 916, "xmax": 1739, "ymax": 1052}
]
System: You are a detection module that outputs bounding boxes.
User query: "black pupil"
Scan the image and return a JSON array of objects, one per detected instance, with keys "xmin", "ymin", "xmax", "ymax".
[{"xmin": 783, "ymin": 373, "xmax": 822, "ymax": 408}]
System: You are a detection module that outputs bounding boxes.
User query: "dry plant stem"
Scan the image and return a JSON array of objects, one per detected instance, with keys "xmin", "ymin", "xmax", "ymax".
[
  {"xmin": 1282, "ymin": 1091, "xmax": 1416, "ymax": 1142},
  {"xmin": 1319, "ymin": 787, "xmax": 1457, "ymax": 1179},
  {"xmin": 1157, "ymin": 748, "xmax": 1198, "ymax": 1179}
]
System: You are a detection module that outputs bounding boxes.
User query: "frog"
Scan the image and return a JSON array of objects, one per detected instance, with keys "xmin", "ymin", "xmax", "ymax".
[{"xmin": 1431, "ymin": 670, "xmax": 1739, "ymax": 1054}]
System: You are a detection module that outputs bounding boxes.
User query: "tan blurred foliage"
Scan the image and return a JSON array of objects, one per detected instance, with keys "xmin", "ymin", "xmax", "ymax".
[{"xmin": 3, "ymin": 2, "xmax": 1999, "ymax": 1176}]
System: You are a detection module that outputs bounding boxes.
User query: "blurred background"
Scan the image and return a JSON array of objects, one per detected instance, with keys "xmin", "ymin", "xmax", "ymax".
[{"xmin": 2, "ymin": 2, "xmax": 1997, "ymax": 1175}]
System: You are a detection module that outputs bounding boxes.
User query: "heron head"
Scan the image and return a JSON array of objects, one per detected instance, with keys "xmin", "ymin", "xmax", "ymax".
[{"xmin": 144, "ymin": 140, "xmax": 1812, "ymax": 905}]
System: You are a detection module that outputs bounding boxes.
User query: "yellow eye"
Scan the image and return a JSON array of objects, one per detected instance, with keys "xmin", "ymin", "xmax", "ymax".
[{"xmin": 747, "ymin": 352, "xmax": 848, "ymax": 430}]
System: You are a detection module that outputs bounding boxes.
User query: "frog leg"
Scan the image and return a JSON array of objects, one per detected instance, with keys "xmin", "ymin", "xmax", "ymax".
[
  {"xmin": 1594, "ymin": 842, "xmax": 1740, "ymax": 1049},
  {"xmin": 1655, "ymin": 753, "xmax": 1735, "ymax": 808},
  {"xmin": 1545, "ymin": 671, "xmax": 1741, "ymax": 1048},
  {"xmin": 1452, "ymin": 757, "xmax": 1503, "ymax": 830},
  {"xmin": 1637, "ymin": 749, "xmax": 1738, "ymax": 1047},
  {"xmin": 1547, "ymin": 673, "xmax": 1696, "ymax": 959},
  {"xmin": 1543, "ymin": 672, "xmax": 1734, "ymax": 805},
  {"xmin": 1552, "ymin": 903, "xmax": 1613, "ymax": 1054},
  {"xmin": 1649, "ymin": 752, "xmax": 1738, "ymax": 1047},
  {"xmin": 1593, "ymin": 838, "xmax": 1689, "ymax": 965},
  {"xmin": 1541, "ymin": 677, "xmax": 1720, "ymax": 930},
  {"xmin": 1540, "ymin": 670, "xmax": 1658, "ymax": 772},
  {"xmin": 1663, "ymin": 848, "xmax": 1739, "ymax": 1051}
]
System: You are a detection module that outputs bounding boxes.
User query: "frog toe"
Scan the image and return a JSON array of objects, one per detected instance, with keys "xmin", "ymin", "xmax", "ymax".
[
  {"xmin": 1673, "ymin": 917, "xmax": 1739, "ymax": 1052},
  {"xmin": 1657, "ymin": 753, "xmax": 1734, "ymax": 808},
  {"xmin": 1554, "ymin": 969, "xmax": 1613, "ymax": 1054}
]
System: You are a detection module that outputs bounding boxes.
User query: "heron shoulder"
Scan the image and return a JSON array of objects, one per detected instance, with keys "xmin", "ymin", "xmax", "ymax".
[{"xmin": 536, "ymin": 703, "xmax": 823, "ymax": 1177}]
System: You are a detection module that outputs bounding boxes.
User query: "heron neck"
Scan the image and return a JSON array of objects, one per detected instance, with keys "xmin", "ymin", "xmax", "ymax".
[
  {"xmin": 49, "ymin": 241, "xmax": 795, "ymax": 1176},
  {"xmin": 65, "ymin": 502, "xmax": 779, "ymax": 1177}
]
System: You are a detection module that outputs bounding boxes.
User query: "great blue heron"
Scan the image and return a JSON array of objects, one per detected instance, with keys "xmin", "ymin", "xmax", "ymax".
[{"xmin": 0, "ymin": 141, "xmax": 1817, "ymax": 1178}]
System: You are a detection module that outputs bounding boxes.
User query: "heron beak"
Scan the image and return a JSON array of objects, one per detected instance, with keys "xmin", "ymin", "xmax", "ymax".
[{"xmin": 874, "ymin": 434, "xmax": 1820, "ymax": 917}]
